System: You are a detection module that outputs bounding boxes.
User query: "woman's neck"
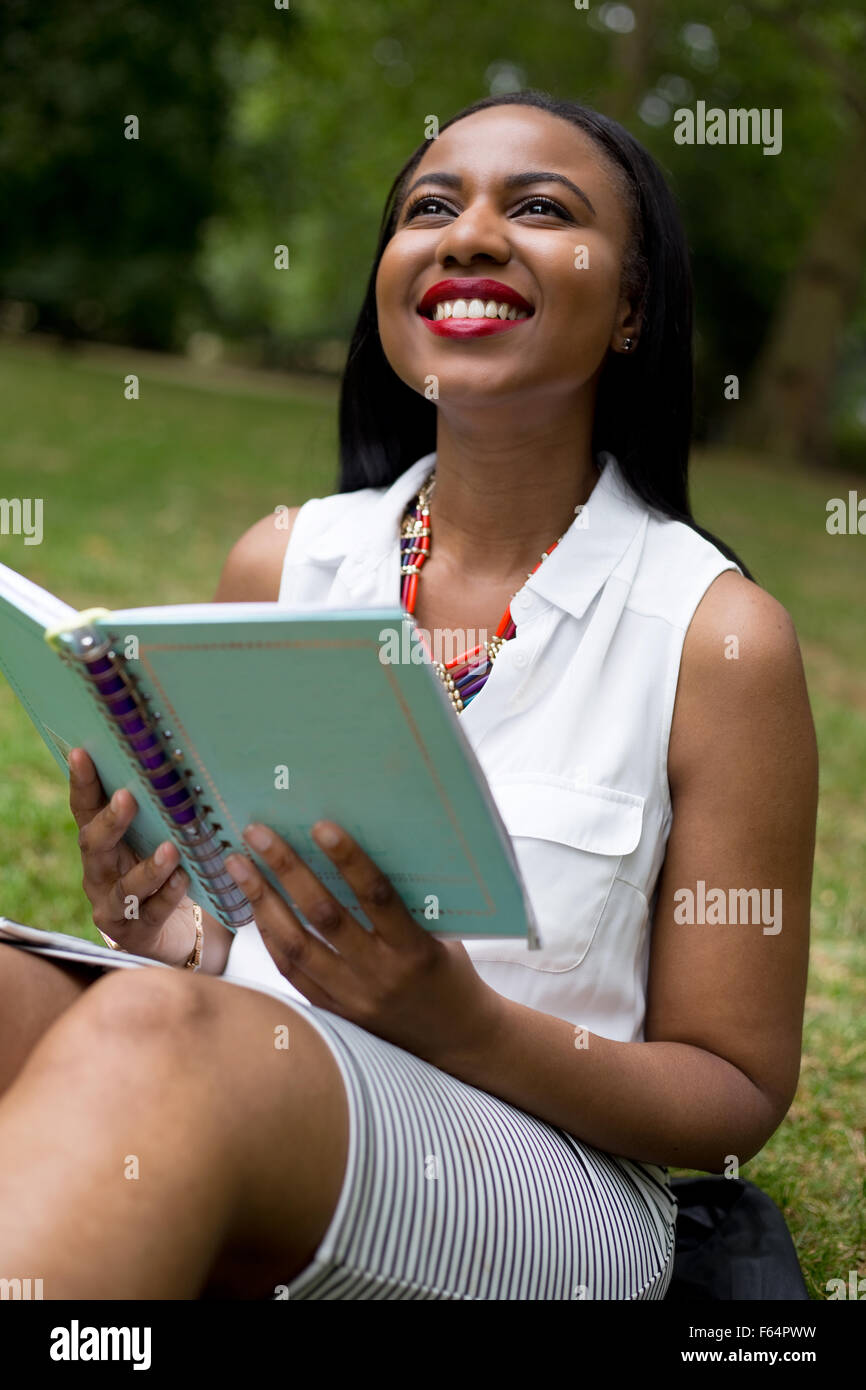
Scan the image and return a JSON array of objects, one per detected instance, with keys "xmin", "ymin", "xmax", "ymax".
[{"xmin": 426, "ymin": 407, "xmax": 600, "ymax": 583}]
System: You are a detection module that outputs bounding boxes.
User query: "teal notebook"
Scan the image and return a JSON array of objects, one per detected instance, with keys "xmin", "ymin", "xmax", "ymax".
[{"xmin": 0, "ymin": 561, "xmax": 540, "ymax": 946}]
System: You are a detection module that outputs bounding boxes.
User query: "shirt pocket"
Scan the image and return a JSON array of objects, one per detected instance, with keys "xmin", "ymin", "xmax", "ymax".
[{"xmin": 469, "ymin": 776, "xmax": 645, "ymax": 970}]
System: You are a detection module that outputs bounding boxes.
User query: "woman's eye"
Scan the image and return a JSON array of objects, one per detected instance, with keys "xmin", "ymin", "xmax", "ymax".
[
  {"xmin": 402, "ymin": 193, "xmax": 572, "ymax": 223},
  {"xmin": 515, "ymin": 196, "xmax": 570, "ymax": 219},
  {"xmin": 404, "ymin": 195, "xmax": 452, "ymax": 220}
]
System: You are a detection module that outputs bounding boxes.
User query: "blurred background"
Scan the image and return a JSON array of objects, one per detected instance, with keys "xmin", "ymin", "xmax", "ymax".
[
  {"xmin": 0, "ymin": 0, "xmax": 864, "ymax": 1298},
  {"xmin": 2, "ymin": 0, "xmax": 865, "ymax": 466}
]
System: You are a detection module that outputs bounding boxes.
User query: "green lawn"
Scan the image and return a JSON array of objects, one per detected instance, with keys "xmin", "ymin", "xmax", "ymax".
[{"xmin": 0, "ymin": 337, "xmax": 863, "ymax": 1299}]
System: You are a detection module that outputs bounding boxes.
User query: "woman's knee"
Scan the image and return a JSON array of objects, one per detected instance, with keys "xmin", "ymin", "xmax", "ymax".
[
  {"xmin": 73, "ymin": 965, "xmax": 217, "ymax": 1038},
  {"xmin": 35, "ymin": 967, "xmax": 324, "ymax": 1075},
  {"xmin": 28, "ymin": 966, "xmax": 220, "ymax": 1077}
]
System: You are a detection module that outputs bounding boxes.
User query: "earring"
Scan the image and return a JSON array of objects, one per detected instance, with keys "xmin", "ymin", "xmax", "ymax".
[{"xmin": 621, "ymin": 338, "xmax": 634, "ymax": 352}]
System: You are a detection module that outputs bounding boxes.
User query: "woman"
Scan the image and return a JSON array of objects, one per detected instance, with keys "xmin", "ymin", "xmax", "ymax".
[{"xmin": 0, "ymin": 91, "xmax": 817, "ymax": 1300}]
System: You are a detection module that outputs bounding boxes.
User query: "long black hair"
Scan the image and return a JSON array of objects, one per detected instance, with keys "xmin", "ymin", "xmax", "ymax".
[{"xmin": 337, "ymin": 89, "xmax": 752, "ymax": 578}]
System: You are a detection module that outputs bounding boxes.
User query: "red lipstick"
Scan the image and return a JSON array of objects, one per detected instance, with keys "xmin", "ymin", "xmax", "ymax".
[{"xmin": 417, "ymin": 278, "xmax": 533, "ymax": 339}]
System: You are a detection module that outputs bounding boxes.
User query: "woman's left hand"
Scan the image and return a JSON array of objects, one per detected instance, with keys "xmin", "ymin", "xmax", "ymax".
[{"xmin": 224, "ymin": 821, "xmax": 504, "ymax": 1070}]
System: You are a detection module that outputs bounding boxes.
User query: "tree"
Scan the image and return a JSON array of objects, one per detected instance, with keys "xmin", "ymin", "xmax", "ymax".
[
  {"xmin": 730, "ymin": 6, "xmax": 866, "ymax": 464},
  {"xmin": 0, "ymin": 0, "xmax": 285, "ymax": 349}
]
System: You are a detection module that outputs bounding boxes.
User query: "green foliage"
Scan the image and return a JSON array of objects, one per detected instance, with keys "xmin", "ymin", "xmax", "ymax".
[
  {"xmin": 195, "ymin": 0, "xmax": 866, "ymax": 428},
  {"xmin": 0, "ymin": 0, "xmax": 287, "ymax": 348},
  {"xmin": 1, "ymin": 2, "xmax": 865, "ymax": 439}
]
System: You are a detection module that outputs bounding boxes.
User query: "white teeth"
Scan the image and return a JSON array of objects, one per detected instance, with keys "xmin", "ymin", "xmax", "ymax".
[{"xmin": 430, "ymin": 297, "xmax": 530, "ymax": 321}]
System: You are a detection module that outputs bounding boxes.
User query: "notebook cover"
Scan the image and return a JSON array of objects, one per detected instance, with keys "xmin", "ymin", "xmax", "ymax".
[{"xmin": 88, "ymin": 604, "xmax": 539, "ymax": 941}]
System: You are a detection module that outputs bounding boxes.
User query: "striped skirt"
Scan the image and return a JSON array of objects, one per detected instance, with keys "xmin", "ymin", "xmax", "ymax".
[
  {"xmin": 1, "ymin": 924, "xmax": 678, "ymax": 1301},
  {"xmin": 243, "ymin": 990, "xmax": 678, "ymax": 1301}
]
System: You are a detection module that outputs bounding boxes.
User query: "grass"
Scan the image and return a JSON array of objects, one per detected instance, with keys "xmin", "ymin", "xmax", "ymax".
[{"xmin": 0, "ymin": 336, "xmax": 864, "ymax": 1299}]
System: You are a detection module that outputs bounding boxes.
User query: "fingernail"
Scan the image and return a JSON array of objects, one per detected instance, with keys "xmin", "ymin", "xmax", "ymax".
[
  {"xmin": 155, "ymin": 843, "xmax": 172, "ymax": 865},
  {"xmin": 244, "ymin": 824, "xmax": 273, "ymax": 851},
  {"xmin": 226, "ymin": 853, "xmax": 253, "ymax": 881},
  {"xmin": 312, "ymin": 822, "xmax": 341, "ymax": 849},
  {"xmin": 110, "ymin": 790, "xmax": 123, "ymax": 812}
]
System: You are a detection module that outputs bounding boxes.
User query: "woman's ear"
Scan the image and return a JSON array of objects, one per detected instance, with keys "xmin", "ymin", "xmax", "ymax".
[{"xmin": 611, "ymin": 292, "xmax": 643, "ymax": 355}]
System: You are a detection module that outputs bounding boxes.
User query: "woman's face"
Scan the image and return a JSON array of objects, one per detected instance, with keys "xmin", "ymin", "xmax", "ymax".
[{"xmin": 376, "ymin": 106, "xmax": 638, "ymax": 414}]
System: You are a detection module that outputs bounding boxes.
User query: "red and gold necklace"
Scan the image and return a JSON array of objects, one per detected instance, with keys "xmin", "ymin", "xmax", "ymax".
[{"xmin": 399, "ymin": 471, "xmax": 568, "ymax": 713}]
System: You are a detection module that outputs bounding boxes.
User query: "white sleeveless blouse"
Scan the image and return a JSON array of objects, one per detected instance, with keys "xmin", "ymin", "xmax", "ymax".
[{"xmin": 224, "ymin": 451, "xmax": 741, "ymax": 1043}]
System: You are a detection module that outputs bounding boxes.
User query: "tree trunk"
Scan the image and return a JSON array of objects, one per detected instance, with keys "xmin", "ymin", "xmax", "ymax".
[
  {"xmin": 729, "ymin": 116, "xmax": 866, "ymax": 466},
  {"xmin": 598, "ymin": 0, "xmax": 661, "ymax": 126}
]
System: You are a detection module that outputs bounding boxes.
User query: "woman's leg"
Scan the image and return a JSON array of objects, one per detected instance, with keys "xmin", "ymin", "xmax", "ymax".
[
  {"xmin": 0, "ymin": 944, "xmax": 98, "ymax": 1098},
  {"xmin": 0, "ymin": 965, "xmax": 350, "ymax": 1299}
]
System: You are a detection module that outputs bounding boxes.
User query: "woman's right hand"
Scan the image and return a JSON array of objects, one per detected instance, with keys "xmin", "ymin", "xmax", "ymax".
[{"xmin": 69, "ymin": 747, "xmax": 200, "ymax": 967}]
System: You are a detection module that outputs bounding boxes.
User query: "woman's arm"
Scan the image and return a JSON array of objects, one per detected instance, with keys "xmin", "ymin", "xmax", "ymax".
[
  {"xmin": 192, "ymin": 509, "xmax": 300, "ymax": 974},
  {"xmin": 432, "ymin": 571, "xmax": 818, "ymax": 1172}
]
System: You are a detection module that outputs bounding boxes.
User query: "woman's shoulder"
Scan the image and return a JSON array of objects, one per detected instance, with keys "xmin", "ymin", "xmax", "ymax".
[
  {"xmin": 212, "ymin": 482, "xmax": 388, "ymax": 603},
  {"xmin": 212, "ymin": 508, "xmax": 302, "ymax": 602},
  {"xmin": 670, "ymin": 567, "xmax": 813, "ymax": 788},
  {"xmin": 681, "ymin": 567, "xmax": 803, "ymax": 692}
]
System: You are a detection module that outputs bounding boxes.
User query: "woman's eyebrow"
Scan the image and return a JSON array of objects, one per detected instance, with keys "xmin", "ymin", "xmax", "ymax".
[
  {"xmin": 400, "ymin": 170, "xmax": 597, "ymax": 217},
  {"xmin": 505, "ymin": 171, "xmax": 597, "ymax": 216}
]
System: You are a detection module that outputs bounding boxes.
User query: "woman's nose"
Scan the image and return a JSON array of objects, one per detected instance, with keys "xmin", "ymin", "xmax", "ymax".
[{"xmin": 434, "ymin": 203, "xmax": 511, "ymax": 266}]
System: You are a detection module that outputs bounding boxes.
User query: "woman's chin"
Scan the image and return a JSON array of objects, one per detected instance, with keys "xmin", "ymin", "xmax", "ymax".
[{"xmin": 384, "ymin": 343, "xmax": 543, "ymax": 410}]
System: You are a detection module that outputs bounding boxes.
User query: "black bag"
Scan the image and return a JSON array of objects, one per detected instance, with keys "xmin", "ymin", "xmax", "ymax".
[{"xmin": 665, "ymin": 1177, "xmax": 810, "ymax": 1300}]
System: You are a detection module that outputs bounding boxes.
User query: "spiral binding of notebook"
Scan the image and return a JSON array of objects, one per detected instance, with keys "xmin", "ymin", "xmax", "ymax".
[{"xmin": 46, "ymin": 610, "xmax": 253, "ymax": 928}]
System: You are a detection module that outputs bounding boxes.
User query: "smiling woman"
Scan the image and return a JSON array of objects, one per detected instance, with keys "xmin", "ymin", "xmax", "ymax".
[{"xmin": 0, "ymin": 90, "xmax": 817, "ymax": 1303}]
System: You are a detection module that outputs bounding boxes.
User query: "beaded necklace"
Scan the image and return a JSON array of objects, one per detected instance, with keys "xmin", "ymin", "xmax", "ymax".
[{"xmin": 399, "ymin": 470, "xmax": 568, "ymax": 713}]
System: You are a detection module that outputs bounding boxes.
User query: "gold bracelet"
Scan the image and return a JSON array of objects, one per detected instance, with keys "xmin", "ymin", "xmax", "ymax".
[
  {"xmin": 184, "ymin": 904, "xmax": 204, "ymax": 971},
  {"xmin": 97, "ymin": 906, "xmax": 203, "ymax": 969}
]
